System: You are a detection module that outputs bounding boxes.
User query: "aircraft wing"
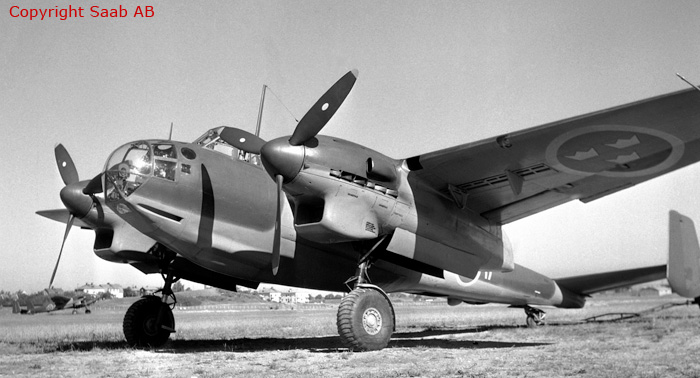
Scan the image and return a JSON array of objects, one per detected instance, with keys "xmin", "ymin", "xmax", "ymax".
[
  {"xmin": 36, "ymin": 209, "xmax": 92, "ymax": 229},
  {"xmin": 406, "ymin": 88, "xmax": 700, "ymax": 224},
  {"xmin": 554, "ymin": 265, "xmax": 666, "ymax": 295}
]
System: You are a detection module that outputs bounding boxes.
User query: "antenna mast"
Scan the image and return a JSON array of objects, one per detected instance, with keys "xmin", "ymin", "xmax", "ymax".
[
  {"xmin": 676, "ymin": 73, "xmax": 700, "ymax": 93},
  {"xmin": 255, "ymin": 84, "xmax": 267, "ymax": 137}
]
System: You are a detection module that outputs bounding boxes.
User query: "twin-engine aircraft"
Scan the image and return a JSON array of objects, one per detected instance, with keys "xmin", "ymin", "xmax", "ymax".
[{"xmin": 38, "ymin": 70, "xmax": 700, "ymax": 350}]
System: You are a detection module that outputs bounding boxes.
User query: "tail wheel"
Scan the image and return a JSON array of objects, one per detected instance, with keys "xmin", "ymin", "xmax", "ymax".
[
  {"xmin": 123, "ymin": 296, "xmax": 174, "ymax": 347},
  {"xmin": 524, "ymin": 305, "xmax": 546, "ymax": 328},
  {"xmin": 337, "ymin": 287, "xmax": 394, "ymax": 351}
]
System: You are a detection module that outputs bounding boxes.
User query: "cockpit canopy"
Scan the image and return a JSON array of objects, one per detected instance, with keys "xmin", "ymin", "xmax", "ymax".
[
  {"xmin": 104, "ymin": 141, "xmax": 179, "ymax": 200},
  {"xmin": 103, "ymin": 127, "xmax": 261, "ymax": 201}
]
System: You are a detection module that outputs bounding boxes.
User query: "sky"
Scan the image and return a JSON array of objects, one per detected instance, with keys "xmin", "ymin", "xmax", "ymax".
[{"xmin": 2, "ymin": 0, "xmax": 700, "ymax": 292}]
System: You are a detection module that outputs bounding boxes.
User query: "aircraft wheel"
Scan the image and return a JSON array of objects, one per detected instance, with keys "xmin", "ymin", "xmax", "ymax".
[
  {"xmin": 526, "ymin": 314, "xmax": 547, "ymax": 327},
  {"xmin": 123, "ymin": 296, "xmax": 174, "ymax": 347},
  {"xmin": 85, "ymin": 309, "xmax": 91, "ymax": 314},
  {"xmin": 525, "ymin": 306, "xmax": 545, "ymax": 328},
  {"xmin": 526, "ymin": 316, "xmax": 539, "ymax": 328},
  {"xmin": 336, "ymin": 287, "xmax": 394, "ymax": 351}
]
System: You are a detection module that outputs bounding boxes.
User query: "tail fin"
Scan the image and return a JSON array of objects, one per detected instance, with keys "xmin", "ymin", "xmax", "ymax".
[
  {"xmin": 12, "ymin": 300, "xmax": 20, "ymax": 314},
  {"xmin": 668, "ymin": 210, "xmax": 700, "ymax": 298}
]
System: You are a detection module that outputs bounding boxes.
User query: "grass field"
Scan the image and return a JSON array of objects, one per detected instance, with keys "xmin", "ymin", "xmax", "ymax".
[{"xmin": 1, "ymin": 294, "xmax": 700, "ymax": 377}]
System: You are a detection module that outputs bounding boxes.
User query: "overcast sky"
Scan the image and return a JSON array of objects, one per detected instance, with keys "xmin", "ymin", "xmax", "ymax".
[{"xmin": 2, "ymin": 1, "xmax": 700, "ymax": 292}]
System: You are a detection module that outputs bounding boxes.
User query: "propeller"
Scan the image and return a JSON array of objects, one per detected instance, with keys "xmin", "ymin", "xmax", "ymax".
[
  {"xmin": 55, "ymin": 144, "xmax": 79, "ymax": 186},
  {"xmin": 49, "ymin": 144, "xmax": 94, "ymax": 288},
  {"xmin": 220, "ymin": 127, "xmax": 266, "ymax": 155},
  {"xmin": 49, "ymin": 215, "xmax": 74, "ymax": 289},
  {"xmin": 271, "ymin": 174, "xmax": 283, "ymax": 275},
  {"xmin": 288, "ymin": 69, "xmax": 358, "ymax": 146},
  {"xmin": 219, "ymin": 70, "xmax": 359, "ymax": 275}
]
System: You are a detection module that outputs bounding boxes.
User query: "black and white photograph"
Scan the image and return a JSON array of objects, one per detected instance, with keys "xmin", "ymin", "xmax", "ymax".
[{"xmin": 3, "ymin": 1, "xmax": 700, "ymax": 376}]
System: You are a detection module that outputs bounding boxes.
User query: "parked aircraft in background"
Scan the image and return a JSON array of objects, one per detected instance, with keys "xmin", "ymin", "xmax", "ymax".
[
  {"xmin": 12, "ymin": 291, "xmax": 96, "ymax": 314},
  {"xmin": 38, "ymin": 70, "xmax": 700, "ymax": 350}
]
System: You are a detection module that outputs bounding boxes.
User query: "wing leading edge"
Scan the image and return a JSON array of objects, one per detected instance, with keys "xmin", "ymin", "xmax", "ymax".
[{"xmin": 407, "ymin": 88, "xmax": 700, "ymax": 224}]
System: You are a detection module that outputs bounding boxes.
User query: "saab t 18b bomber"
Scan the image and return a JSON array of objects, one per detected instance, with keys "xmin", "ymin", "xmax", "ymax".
[{"xmin": 38, "ymin": 70, "xmax": 700, "ymax": 350}]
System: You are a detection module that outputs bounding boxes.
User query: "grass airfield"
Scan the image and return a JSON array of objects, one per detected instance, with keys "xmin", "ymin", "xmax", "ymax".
[{"xmin": 2, "ymin": 294, "xmax": 700, "ymax": 377}]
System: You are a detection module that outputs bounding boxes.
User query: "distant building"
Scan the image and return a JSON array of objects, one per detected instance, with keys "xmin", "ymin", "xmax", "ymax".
[
  {"xmin": 639, "ymin": 286, "xmax": 672, "ymax": 296},
  {"xmin": 258, "ymin": 288, "xmax": 282, "ymax": 302},
  {"xmin": 259, "ymin": 288, "xmax": 309, "ymax": 304},
  {"xmin": 76, "ymin": 283, "xmax": 124, "ymax": 298}
]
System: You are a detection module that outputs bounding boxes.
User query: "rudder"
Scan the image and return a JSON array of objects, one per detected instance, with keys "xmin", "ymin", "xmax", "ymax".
[{"xmin": 668, "ymin": 210, "xmax": 700, "ymax": 298}]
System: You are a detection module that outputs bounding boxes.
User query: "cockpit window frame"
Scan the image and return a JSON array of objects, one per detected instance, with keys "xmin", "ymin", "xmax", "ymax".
[
  {"xmin": 193, "ymin": 126, "xmax": 263, "ymax": 168},
  {"xmin": 152, "ymin": 143, "xmax": 178, "ymax": 182}
]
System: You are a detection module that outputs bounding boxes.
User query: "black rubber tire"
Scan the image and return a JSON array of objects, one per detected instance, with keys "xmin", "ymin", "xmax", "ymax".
[
  {"xmin": 526, "ymin": 315, "xmax": 544, "ymax": 328},
  {"xmin": 336, "ymin": 288, "xmax": 394, "ymax": 351},
  {"xmin": 123, "ymin": 296, "xmax": 174, "ymax": 347},
  {"xmin": 526, "ymin": 316, "xmax": 538, "ymax": 328}
]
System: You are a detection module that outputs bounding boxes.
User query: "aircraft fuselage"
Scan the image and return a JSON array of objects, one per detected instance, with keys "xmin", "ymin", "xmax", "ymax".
[{"xmin": 91, "ymin": 134, "xmax": 584, "ymax": 308}]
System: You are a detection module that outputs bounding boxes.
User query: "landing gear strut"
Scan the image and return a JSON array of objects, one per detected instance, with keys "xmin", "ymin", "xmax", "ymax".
[
  {"xmin": 524, "ymin": 305, "xmax": 546, "ymax": 328},
  {"xmin": 336, "ymin": 238, "xmax": 395, "ymax": 351},
  {"xmin": 123, "ymin": 271, "xmax": 177, "ymax": 347}
]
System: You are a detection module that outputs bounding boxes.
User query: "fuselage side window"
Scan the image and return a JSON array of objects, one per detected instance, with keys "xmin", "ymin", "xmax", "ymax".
[{"xmin": 153, "ymin": 143, "xmax": 178, "ymax": 181}]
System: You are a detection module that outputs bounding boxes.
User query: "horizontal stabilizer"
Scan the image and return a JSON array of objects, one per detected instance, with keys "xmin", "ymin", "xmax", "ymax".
[
  {"xmin": 36, "ymin": 209, "xmax": 92, "ymax": 229},
  {"xmin": 668, "ymin": 210, "xmax": 700, "ymax": 298},
  {"xmin": 555, "ymin": 265, "xmax": 666, "ymax": 295}
]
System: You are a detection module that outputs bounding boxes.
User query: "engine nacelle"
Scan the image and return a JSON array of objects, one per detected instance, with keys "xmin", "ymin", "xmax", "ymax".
[{"xmin": 291, "ymin": 166, "xmax": 402, "ymax": 243}]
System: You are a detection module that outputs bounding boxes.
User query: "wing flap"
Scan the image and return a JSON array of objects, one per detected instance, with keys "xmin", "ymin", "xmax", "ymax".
[{"xmin": 408, "ymin": 88, "xmax": 700, "ymax": 224}]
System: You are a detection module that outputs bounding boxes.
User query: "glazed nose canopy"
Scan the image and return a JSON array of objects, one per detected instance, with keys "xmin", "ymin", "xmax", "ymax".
[
  {"xmin": 260, "ymin": 137, "xmax": 305, "ymax": 182},
  {"xmin": 60, "ymin": 180, "xmax": 93, "ymax": 218}
]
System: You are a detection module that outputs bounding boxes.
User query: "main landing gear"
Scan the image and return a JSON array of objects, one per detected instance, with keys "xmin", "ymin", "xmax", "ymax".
[
  {"xmin": 123, "ymin": 271, "xmax": 177, "ymax": 347},
  {"xmin": 524, "ymin": 305, "xmax": 546, "ymax": 328},
  {"xmin": 336, "ymin": 239, "xmax": 396, "ymax": 351}
]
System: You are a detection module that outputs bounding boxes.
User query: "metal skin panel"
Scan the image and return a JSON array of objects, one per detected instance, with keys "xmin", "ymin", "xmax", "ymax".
[
  {"xmin": 289, "ymin": 165, "xmax": 397, "ymax": 243},
  {"xmin": 304, "ymin": 136, "xmax": 399, "ymax": 189},
  {"xmin": 370, "ymin": 261, "xmax": 585, "ymax": 309},
  {"xmin": 284, "ymin": 134, "xmax": 513, "ymax": 274},
  {"xmin": 396, "ymin": 170, "xmax": 513, "ymax": 273},
  {"xmin": 409, "ymin": 88, "xmax": 700, "ymax": 224},
  {"xmin": 668, "ymin": 210, "xmax": 700, "ymax": 298}
]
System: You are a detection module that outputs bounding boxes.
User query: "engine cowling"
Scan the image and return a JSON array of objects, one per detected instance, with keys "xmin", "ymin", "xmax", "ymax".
[{"xmin": 283, "ymin": 137, "xmax": 403, "ymax": 243}]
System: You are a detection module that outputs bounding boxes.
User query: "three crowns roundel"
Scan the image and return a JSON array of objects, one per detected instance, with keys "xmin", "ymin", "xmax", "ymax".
[{"xmin": 545, "ymin": 125, "xmax": 684, "ymax": 178}]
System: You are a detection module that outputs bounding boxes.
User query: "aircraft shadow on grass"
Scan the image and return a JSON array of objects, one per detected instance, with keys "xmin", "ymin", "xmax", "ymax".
[{"xmin": 53, "ymin": 324, "xmax": 549, "ymax": 353}]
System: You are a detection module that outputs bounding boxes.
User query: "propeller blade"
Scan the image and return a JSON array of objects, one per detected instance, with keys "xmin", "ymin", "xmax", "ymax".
[
  {"xmin": 49, "ymin": 214, "xmax": 75, "ymax": 289},
  {"xmin": 289, "ymin": 69, "xmax": 358, "ymax": 146},
  {"xmin": 83, "ymin": 173, "xmax": 104, "ymax": 194},
  {"xmin": 54, "ymin": 144, "xmax": 79, "ymax": 185},
  {"xmin": 271, "ymin": 174, "xmax": 283, "ymax": 275},
  {"xmin": 220, "ymin": 127, "xmax": 266, "ymax": 154}
]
